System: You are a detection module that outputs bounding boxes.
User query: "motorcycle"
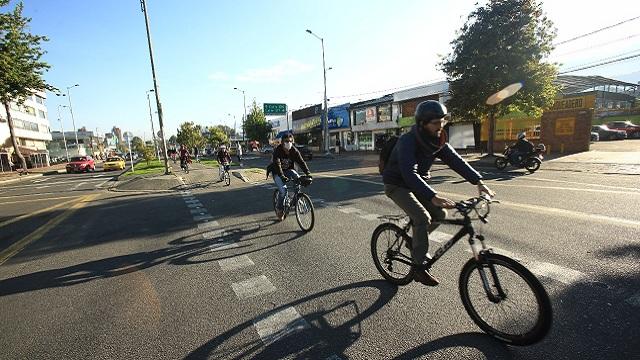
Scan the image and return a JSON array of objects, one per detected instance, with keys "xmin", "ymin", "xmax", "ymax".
[{"xmin": 494, "ymin": 143, "xmax": 545, "ymax": 173}]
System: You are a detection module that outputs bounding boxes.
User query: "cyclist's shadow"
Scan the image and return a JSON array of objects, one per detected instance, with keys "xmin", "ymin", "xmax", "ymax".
[{"xmin": 392, "ymin": 332, "xmax": 513, "ymax": 360}]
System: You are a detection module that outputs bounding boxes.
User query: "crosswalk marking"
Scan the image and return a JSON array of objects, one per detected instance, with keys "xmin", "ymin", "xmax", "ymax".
[
  {"xmin": 253, "ymin": 307, "xmax": 310, "ymax": 346},
  {"xmin": 231, "ymin": 275, "xmax": 276, "ymax": 300}
]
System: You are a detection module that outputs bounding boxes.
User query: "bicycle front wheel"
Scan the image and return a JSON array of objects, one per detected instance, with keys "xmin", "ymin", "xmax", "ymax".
[
  {"xmin": 294, "ymin": 193, "xmax": 314, "ymax": 231},
  {"xmin": 371, "ymin": 223, "xmax": 414, "ymax": 285},
  {"xmin": 459, "ymin": 253, "xmax": 552, "ymax": 346},
  {"xmin": 225, "ymin": 172, "xmax": 231, "ymax": 186}
]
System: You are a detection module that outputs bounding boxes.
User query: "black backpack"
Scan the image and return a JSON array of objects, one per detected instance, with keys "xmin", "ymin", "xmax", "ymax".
[{"xmin": 378, "ymin": 135, "xmax": 399, "ymax": 174}]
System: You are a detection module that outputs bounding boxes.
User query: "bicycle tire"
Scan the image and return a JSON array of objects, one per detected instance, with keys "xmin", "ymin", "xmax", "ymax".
[
  {"xmin": 294, "ymin": 193, "xmax": 315, "ymax": 232},
  {"xmin": 225, "ymin": 172, "xmax": 231, "ymax": 186},
  {"xmin": 371, "ymin": 223, "xmax": 414, "ymax": 285},
  {"xmin": 459, "ymin": 253, "xmax": 552, "ymax": 346},
  {"xmin": 272, "ymin": 189, "xmax": 282, "ymax": 218}
]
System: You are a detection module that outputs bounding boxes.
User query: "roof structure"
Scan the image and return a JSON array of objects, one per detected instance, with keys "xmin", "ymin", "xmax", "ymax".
[{"xmin": 555, "ymin": 75, "xmax": 639, "ymax": 95}]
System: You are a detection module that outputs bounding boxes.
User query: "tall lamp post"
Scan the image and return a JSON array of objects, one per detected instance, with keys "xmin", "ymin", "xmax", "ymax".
[
  {"xmin": 233, "ymin": 87, "xmax": 247, "ymax": 143},
  {"xmin": 66, "ymin": 84, "xmax": 80, "ymax": 154},
  {"xmin": 57, "ymin": 105, "xmax": 70, "ymax": 161},
  {"xmin": 306, "ymin": 29, "xmax": 330, "ymax": 156},
  {"xmin": 146, "ymin": 89, "xmax": 160, "ymax": 160},
  {"xmin": 140, "ymin": 0, "xmax": 171, "ymax": 174}
]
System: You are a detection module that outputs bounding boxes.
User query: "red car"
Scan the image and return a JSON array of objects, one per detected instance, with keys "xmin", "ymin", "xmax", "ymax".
[
  {"xmin": 66, "ymin": 156, "xmax": 96, "ymax": 173},
  {"xmin": 607, "ymin": 121, "xmax": 640, "ymax": 139}
]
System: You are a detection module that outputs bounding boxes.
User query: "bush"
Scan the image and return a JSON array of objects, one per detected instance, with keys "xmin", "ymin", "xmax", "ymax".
[{"xmin": 142, "ymin": 146, "xmax": 156, "ymax": 165}]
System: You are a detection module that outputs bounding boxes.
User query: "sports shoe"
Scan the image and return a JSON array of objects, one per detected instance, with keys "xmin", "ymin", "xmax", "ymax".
[
  {"xmin": 413, "ymin": 266, "xmax": 439, "ymax": 286},
  {"xmin": 276, "ymin": 209, "xmax": 285, "ymax": 221}
]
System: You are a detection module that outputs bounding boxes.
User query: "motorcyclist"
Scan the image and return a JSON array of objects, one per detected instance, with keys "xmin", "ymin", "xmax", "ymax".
[
  {"xmin": 510, "ymin": 132, "xmax": 534, "ymax": 165},
  {"xmin": 382, "ymin": 100, "xmax": 494, "ymax": 286}
]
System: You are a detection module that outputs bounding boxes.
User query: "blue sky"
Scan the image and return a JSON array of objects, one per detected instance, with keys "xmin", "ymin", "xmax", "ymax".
[{"xmin": 13, "ymin": 0, "xmax": 640, "ymax": 140}]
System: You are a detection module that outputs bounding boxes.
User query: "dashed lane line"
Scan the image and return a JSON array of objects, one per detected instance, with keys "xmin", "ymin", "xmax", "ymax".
[
  {"xmin": 253, "ymin": 306, "xmax": 310, "ymax": 346},
  {"xmin": 218, "ymin": 255, "xmax": 255, "ymax": 272},
  {"xmin": 231, "ymin": 275, "xmax": 277, "ymax": 300}
]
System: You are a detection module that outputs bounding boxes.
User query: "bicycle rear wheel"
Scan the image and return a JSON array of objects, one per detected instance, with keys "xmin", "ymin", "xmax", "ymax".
[
  {"xmin": 294, "ymin": 193, "xmax": 315, "ymax": 232},
  {"xmin": 371, "ymin": 223, "xmax": 414, "ymax": 285},
  {"xmin": 459, "ymin": 253, "xmax": 552, "ymax": 346}
]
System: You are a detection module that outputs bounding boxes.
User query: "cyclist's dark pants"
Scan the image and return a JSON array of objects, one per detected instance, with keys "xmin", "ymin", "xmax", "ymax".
[{"xmin": 384, "ymin": 183, "xmax": 447, "ymax": 267}]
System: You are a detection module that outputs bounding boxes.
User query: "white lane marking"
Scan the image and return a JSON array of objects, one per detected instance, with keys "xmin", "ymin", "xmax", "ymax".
[
  {"xmin": 524, "ymin": 176, "xmax": 640, "ymax": 192},
  {"xmin": 94, "ymin": 179, "xmax": 110, "ymax": 188},
  {"xmin": 253, "ymin": 307, "xmax": 310, "ymax": 346},
  {"xmin": 190, "ymin": 208, "xmax": 207, "ymax": 215},
  {"xmin": 193, "ymin": 215, "xmax": 214, "ymax": 221},
  {"xmin": 218, "ymin": 255, "xmax": 255, "ymax": 271},
  {"xmin": 429, "ymin": 231, "xmax": 450, "ymax": 243},
  {"xmin": 209, "ymin": 241, "xmax": 239, "ymax": 252},
  {"xmin": 486, "ymin": 182, "xmax": 640, "ymax": 196},
  {"xmin": 337, "ymin": 207, "xmax": 359, "ymax": 214},
  {"xmin": 183, "ymin": 196, "xmax": 196, "ymax": 201},
  {"xmin": 186, "ymin": 202, "xmax": 203, "ymax": 208},
  {"xmin": 231, "ymin": 275, "xmax": 276, "ymax": 300},
  {"xmin": 197, "ymin": 221, "xmax": 220, "ymax": 230},
  {"xmin": 36, "ymin": 185, "xmax": 51, "ymax": 189},
  {"xmin": 72, "ymin": 181, "xmax": 87, "ymax": 190},
  {"xmin": 625, "ymin": 292, "xmax": 640, "ymax": 307},
  {"xmin": 528, "ymin": 261, "xmax": 586, "ymax": 285},
  {"xmin": 358, "ymin": 213, "xmax": 380, "ymax": 221},
  {"xmin": 32, "ymin": 178, "xmax": 49, "ymax": 183},
  {"xmin": 202, "ymin": 229, "xmax": 226, "ymax": 239}
]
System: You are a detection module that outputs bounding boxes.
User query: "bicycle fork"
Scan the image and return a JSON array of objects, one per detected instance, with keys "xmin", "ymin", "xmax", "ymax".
[{"xmin": 471, "ymin": 235, "xmax": 507, "ymax": 303}]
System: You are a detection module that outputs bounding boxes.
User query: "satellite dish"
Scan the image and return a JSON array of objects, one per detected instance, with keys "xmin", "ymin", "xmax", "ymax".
[{"xmin": 486, "ymin": 82, "xmax": 523, "ymax": 105}]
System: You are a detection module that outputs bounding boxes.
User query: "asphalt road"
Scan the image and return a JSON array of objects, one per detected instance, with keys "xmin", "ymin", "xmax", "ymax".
[{"xmin": 0, "ymin": 155, "xmax": 638, "ymax": 359}]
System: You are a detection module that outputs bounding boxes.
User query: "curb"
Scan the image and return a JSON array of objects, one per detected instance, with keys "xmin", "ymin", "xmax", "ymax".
[
  {"xmin": 231, "ymin": 171, "xmax": 249, "ymax": 183},
  {"xmin": 0, "ymin": 173, "xmax": 43, "ymax": 185}
]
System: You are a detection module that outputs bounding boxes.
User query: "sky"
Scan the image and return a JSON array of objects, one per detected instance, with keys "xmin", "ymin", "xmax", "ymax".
[{"xmin": 11, "ymin": 0, "xmax": 640, "ymax": 140}]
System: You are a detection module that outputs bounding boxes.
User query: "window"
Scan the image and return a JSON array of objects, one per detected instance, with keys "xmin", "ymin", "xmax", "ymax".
[
  {"xmin": 38, "ymin": 110, "xmax": 46, "ymax": 119},
  {"xmin": 24, "ymin": 106, "xmax": 36, "ymax": 116},
  {"xmin": 39, "ymin": 124, "xmax": 50, "ymax": 133},
  {"xmin": 377, "ymin": 104, "xmax": 391, "ymax": 122},
  {"xmin": 354, "ymin": 109, "xmax": 366, "ymax": 125},
  {"xmin": 35, "ymin": 96, "xmax": 45, "ymax": 105}
]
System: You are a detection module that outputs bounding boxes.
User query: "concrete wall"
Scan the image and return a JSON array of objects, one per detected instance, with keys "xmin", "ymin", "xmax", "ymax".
[{"xmin": 540, "ymin": 109, "xmax": 593, "ymax": 154}]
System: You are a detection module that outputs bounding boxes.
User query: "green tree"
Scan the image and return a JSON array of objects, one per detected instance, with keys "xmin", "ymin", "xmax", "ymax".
[
  {"xmin": 142, "ymin": 145, "xmax": 155, "ymax": 165},
  {"xmin": 245, "ymin": 99, "xmax": 272, "ymax": 143},
  {"xmin": 176, "ymin": 122, "xmax": 205, "ymax": 150},
  {"xmin": 440, "ymin": 0, "xmax": 558, "ymax": 154},
  {"xmin": 216, "ymin": 124, "xmax": 236, "ymax": 138},
  {"xmin": 131, "ymin": 136, "xmax": 145, "ymax": 153},
  {"xmin": 0, "ymin": 1, "xmax": 54, "ymax": 172},
  {"xmin": 205, "ymin": 126, "xmax": 228, "ymax": 148}
]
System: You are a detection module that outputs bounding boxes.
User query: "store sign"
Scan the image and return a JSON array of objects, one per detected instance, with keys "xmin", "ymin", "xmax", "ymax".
[
  {"xmin": 555, "ymin": 117, "xmax": 575, "ymax": 136},
  {"xmin": 293, "ymin": 116, "xmax": 321, "ymax": 133},
  {"xmin": 550, "ymin": 95, "xmax": 595, "ymax": 111},
  {"xmin": 365, "ymin": 107, "xmax": 377, "ymax": 123}
]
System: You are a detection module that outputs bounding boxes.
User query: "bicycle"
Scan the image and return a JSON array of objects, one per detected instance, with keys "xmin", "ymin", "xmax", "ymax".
[
  {"xmin": 272, "ymin": 175, "xmax": 315, "ymax": 232},
  {"xmin": 180, "ymin": 158, "xmax": 190, "ymax": 174},
  {"xmin": 220, "ymin": 163, "xmax": 231, "ymax": 186},
  {"xmin": 371, "ymin": 195, "xmax": 552, "ymax": 346}
]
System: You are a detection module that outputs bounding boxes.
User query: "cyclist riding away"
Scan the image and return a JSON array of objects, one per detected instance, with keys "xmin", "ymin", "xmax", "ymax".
[
  {"xmin": 267, "ymin": 133, "xmax": 311, "ymax": 221},
  {"xmin": 217, "ymin": 145, "xmax": 232, "ymax": 181},
  {"xmin": 382, "ymin": 100, "xmax": 495, "ymax": 286}
]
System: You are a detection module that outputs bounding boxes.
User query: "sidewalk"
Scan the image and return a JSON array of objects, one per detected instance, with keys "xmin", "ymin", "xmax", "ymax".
[{"xmin": 0, "ymin": 163, "xmax": 68, "ymax": 185}]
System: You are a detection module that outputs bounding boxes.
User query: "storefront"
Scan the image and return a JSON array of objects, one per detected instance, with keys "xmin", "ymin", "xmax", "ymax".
[
  {"xmin": 349, "ymin": 95, "xmax": 398, "ymax": 151},
  {"xmin": 327, "ymin": 103, "xmax": 352, "ymax": 151},
  {"xmin": 394, "ymin": 81, "xmax": 449, "ymax": 133},
  {"xmin": 292, "ymin": 104, "xmax": 323, "ymax": 150}
]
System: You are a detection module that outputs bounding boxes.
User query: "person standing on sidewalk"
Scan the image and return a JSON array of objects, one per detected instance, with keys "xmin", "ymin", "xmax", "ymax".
[
  {"xmin": 237, "ymin": 142, "xmax": 243, "ymax": 164},
  {"xmin": 335, "ymin": 138, "xmax": 341, "ymax": 155},
  {"xmin": 193, "ymin": 146, "xmax": 200, "ymax": 162}
]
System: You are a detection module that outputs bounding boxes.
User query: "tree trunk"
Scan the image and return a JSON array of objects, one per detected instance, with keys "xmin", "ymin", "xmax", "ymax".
[
  {"xmin": 3, "ymin": 100, "xmax": 28, "ymax": 173},
  {"xmin": 487, "ymin": 109, "xmax": 496, "ymax": 155}
]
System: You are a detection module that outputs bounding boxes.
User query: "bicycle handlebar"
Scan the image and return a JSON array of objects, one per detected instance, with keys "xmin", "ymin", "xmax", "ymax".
[{"xmin": 455, "ymin": 195, "xmax": 498, "ymax": 223}]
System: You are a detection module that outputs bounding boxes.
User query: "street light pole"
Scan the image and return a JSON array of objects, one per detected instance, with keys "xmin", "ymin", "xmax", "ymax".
[
  {"xmin": 57, "ymin": 105, "xmax": 70, "ymax": 161},
  {"xmin": 146, "ymin": 89, "xmax": 160, "ymax": 160},
  {"xmin": 66, "ymin": 84, "xmax": 80, "ymax": 154},
  {"xmin": 234, "ymin": 87, "xmax": 247, "ymax": 143},
  {"xmin": 306, "ymin": 29, "xmax": 330, "ymax": 156},
  {"xmin": 141, "ymin": 0, "xmax": 171, "ymax": 175}
]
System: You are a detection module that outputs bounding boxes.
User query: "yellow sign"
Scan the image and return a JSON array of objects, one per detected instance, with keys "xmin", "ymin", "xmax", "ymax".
[
  {"xmin": 480, "ymin": 115, "xmax": 541, "ymax": 141},
  {"xmin": 555, "ymin": 117, "xmax": 575, "ymax": 136},
  {"xmin": 550, "ymin": 94, "xmax": 595, "ymax": 111}
]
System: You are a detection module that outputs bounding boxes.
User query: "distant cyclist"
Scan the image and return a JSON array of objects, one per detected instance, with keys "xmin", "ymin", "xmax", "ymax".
[
  {"xmin": 382, "ymin": 100, "xmax": 494, "ymax": 286},
  {"xmin": 267, "ymin": 133, "xmax": 311, "ymax": 221},
  {"xmin": 178, "ymin": 144, "xmax": 191, "ymax": 168},
  {"xmin": 216, "ymin": 145, "xmax": 232, "ymax": 181}
]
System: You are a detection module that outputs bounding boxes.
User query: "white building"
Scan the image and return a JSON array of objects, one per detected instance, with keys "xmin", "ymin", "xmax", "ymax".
[
  {"xmin": 0, "ymin": 91, "xmax": 52, "ymax": 170},
  {"xmin": 268, "ymin": 112, "xmax": 293, "ymax": 144}
]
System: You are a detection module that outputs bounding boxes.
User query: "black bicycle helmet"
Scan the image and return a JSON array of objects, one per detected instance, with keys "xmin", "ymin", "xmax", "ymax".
[{"xmin": 415, "ymin": 100, "xmax": 448, "ymax": 125}]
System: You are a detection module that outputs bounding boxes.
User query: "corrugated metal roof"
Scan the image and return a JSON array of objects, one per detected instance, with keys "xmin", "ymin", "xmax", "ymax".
[
  {"xmin": 556, "ymin": 75, "xmax": 638, "ymax": 94},
  {"xmin": 393, "ymin": 81, "xmax": 449, "ymax": 102},
  {"xmin": 349, "ymin": 94, "xmax": 394, "ymax": 109}
]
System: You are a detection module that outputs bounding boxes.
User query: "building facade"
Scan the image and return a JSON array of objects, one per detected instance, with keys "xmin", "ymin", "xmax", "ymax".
[
  {"xmin": 349, "ymin": 95, "xmax": 396, "ymax": 151},
  {"xmin": 0, "ymin": 91, "xmax": 52, "ymax": 170}
]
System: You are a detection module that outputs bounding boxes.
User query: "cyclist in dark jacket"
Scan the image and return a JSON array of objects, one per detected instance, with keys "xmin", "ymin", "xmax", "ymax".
[
  {"xmin": 267, "ymin": 133, "xmax": 311, "ymax": 220},
  {"xmin": 383, "ymin": 100, "xmax": 494, "ymax": 286},
  {"xmin": 509, "ymin": 132, "xmax": 534, "ymax": 165}
]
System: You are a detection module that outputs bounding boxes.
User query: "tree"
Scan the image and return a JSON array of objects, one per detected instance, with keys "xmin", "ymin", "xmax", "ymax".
[
  {"xmin": 0, "ymin": 1, "xmax": 54, "ymax": 172},
  {"xmin": 176, "ymin": 122, "xmax": 205, "ymax": 150},
  {"xmin": 205, "ymin": 126, "xmax": 228, "ymax": 148},
  {"xmin": 142, "ymin": 145, "xmax": 155, "ymax": 165},
  {"xmin": 131, "ymin": 136, "xmax": 145, "ymax": 154},
  {"xmin": 440, "ymin": 0, "xmax": 558, "ymax": 154},
  {"xmin": 216, "ymin": 124, "xmax": 235, "ymax": 138},
  {"xmin": 245, "ymin": 99, "xmax": 272, "ymax": 143}
]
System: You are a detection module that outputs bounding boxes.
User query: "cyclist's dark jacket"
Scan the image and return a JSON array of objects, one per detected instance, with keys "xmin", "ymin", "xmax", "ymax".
[
  {"xmin": 513, "ymin": 138, "xmax": 534, "ymax": 154},
  {"xmin": 217, "ymin": 150, "xmax": 231, "ymax": 164},
  {"xmin": 382, "ymin": 125, "xmax": 482, "ymax": 200},
  {"xmin": 267, "ymin": 144, "xmax": 309, "ymax": 178}
]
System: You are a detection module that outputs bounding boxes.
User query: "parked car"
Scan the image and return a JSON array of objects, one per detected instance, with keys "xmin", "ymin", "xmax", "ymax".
[
  {"xmin": 124, "ymin": 153, "xmax": 139, "ymax": 161},
  {"xmin": 606, "ymin": 121, "xmax": 640, "ymax": 139},
  {"xmin": 66, "ymin": 156, "xmax": 95, "ymax": 173},
  {"xmin": 590, "ymin": 132, "xmax": 600, "ymax": 142},
  {"xmin": 591, "ymin": 125, "xmax": 626, "ymax": 141},
  {"xmin": 262, "ymin": 145, "xmax": 274, "ymax": 154},
  {"xmin": 103, "ymin": 157, "xmax": 126, "ymax": 171},
  {"xmin": 295, "ymin": 145, "xmax": 313, "ymax": 160}
]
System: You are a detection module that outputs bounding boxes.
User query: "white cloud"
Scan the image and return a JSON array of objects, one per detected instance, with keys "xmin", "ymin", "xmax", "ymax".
[
  {"xmin": 208, "ymin": 71, "xmax": 231, "ymax": 81},
  {"xmin": 235, "ymin": 59, "xmax": 313, "ymax": 83}
]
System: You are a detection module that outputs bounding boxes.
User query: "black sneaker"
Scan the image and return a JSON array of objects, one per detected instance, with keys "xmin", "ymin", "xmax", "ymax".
[{"xmin": 413, "ymin": 269, "xmax": 439, "ymax": 286}]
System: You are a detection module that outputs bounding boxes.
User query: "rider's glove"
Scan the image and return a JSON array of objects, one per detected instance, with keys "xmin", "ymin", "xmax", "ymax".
[{"xmin": 281, "ymin": 176, "xmax": 290, "ymax": 183}]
